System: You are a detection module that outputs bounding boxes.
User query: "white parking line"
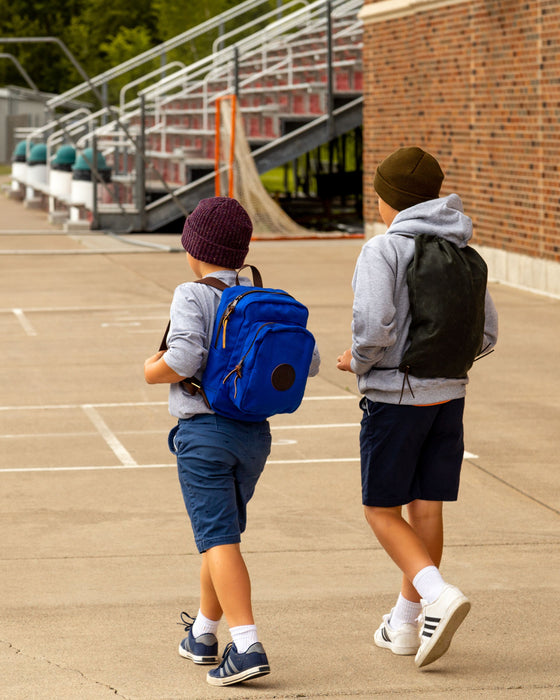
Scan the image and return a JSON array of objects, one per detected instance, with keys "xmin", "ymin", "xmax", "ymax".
[
  {"xmin": 0, "ymin": 457, "xmax": 360, "ymax": 473},
  {"xmin": 0, "ymin": 396, "xmax": 478, "ymax": 473},
  {"xmin": 81, "ymin": 404, "xmax": 137, "ymax": 467},
  {"xmin": 0, "ymin": 453, "xmax": 479, "ymax": 474},
  {"xmin": 12, "ymin": 308, "xmax": 37, "ymax": 336},
  {"xmin": 0, "ymin": 396, "xmax": 354, "ymax": 412},
  {"xmin": 0, "ymin": 401, "xmax": 168, "ymax": 411}
]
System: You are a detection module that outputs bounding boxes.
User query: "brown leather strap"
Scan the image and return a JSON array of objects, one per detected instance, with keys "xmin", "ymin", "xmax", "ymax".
[
  {"xmin": 158, "ymin": 321, "xmax": 171, "ymax": 352},
  {"xmin": 193, "ymin": 277, "xmax": 229, "ymax": 292},
  {"xmin": 158, "ymin": 277, "xmax": 229, "ymax": 351},
  {"xmin": 236, "ymin": 264, "xmax": 263, "ymax": 287},
  {"xmin": 157, "ymin": 268, "xmax": 263, "ymax": 406}
]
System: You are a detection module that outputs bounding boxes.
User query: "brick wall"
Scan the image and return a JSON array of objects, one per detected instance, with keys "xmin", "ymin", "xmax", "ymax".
[{"xmin": 361, "ymin": 0, "xmax": 560, "ymax": 263}]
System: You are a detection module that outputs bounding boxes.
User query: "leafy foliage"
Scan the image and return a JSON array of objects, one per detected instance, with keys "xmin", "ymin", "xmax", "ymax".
[{"xmin": 0, "ymin": 0, "xmax": 280, "ymax": 101}]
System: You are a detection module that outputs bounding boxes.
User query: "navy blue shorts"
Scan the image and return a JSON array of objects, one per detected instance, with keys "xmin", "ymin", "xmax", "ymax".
[
  {"xmin": 359, "ymin": 397, "xmax": 465, "ymax": 507},
  {"xmin": 169, "ymin": 414, "xmax": 271, "ymax": 553}
]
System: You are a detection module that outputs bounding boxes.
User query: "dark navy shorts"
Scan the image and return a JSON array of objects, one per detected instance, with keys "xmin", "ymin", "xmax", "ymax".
[
  {"xmin": 169, "ymin": 414, "xmax": 271, "ymax": 553},
  {"xmin": 359, "ymin": 397, "xmax": 465, "ymax": 507}
]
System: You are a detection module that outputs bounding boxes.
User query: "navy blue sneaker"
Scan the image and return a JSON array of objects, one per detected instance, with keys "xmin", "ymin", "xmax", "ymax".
[
  {"xmin": 206, "ymin": 641, "xmax": 270, "ymax": 686},
  {"xmin": 177, "ymin": 612, "xmax": 219, "ymax": 665}
]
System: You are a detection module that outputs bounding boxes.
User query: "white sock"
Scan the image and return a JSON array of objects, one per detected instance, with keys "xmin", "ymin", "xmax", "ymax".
[
  {"xmin": 388, "ymin": 594, "xmax": 422, "ymax": 629},
  {"xmin": 230, "ymin": 624, "xmax": 258, "ymax": 653},
  {"xmin": 413, "ymin": 565, "xmax": 446, "ymax": 604},
  {"xmin": 192, "ymin": 609, "xmax": 220, "ymax": 638}
]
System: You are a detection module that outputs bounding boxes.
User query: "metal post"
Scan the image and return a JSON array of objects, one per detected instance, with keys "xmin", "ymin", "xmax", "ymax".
[
  {"xmin": 233, "ymin": 45, "xmax": 240, "ymax": 99},
  {"xmin": 137, "ymin": 95, "xmax": 147, "ymax": 231},
  {"xmin": 326, "ymin": 0, "xmax": 334, "ymax": 142},
  {"xmin": 102, "ymin": 83, "xmax": 108, "ymax": 125},
  {"xmin": 92, "ymin": 134, "xmax": 99, "ymax": 229}
]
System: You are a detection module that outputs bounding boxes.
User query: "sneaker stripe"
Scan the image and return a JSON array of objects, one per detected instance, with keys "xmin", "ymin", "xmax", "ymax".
[
  {"xmin": 381, "ymin": 627, "xmax": 391, "ymax": 643},
  {"xmin": 225, "ymin": 657, "xmax": 239, "ymax": 675}
]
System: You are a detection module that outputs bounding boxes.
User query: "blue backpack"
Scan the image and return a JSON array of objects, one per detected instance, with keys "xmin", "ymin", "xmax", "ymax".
[{"xmin": 161, "ymin": 266, "xmax": 316, "ymax": 422}]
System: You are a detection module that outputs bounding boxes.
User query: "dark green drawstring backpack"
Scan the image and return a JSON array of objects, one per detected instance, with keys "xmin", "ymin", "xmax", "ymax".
[{"xmin": 399, "ymin": 233, "xmax": 489, "ymax": 382}]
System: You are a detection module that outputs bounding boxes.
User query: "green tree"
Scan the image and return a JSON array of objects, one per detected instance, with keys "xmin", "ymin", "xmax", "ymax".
[
  {"xmin": 0, "ymin": 0, "xmax": 294, "ymax": 100},
  {"xmin": 0, "ymin": 0, "xmax": 85, "ymax": 93}
]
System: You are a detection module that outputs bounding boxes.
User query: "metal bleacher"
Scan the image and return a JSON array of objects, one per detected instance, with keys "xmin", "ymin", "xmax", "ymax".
[{"xmin": 12, "ymin": 0, "xmax": 363, "ymax": 232}]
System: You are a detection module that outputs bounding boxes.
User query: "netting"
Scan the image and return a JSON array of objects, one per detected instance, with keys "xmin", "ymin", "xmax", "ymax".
[{"xmin": 216, "ymin": 97, "xmax": 313, "ymax": 238}]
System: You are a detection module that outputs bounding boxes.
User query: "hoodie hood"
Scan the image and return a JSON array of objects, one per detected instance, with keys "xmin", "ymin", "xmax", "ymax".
[{"xmin": 387, "ymin": 193, "xmax": 472, "ymax": 248}]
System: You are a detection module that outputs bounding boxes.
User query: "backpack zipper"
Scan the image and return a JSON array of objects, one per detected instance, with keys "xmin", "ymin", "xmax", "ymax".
[
  {"xmin": 222, "ymin": 322, "xmax": 274, "ymax": 398},
  {"xmin": 215, "ymin": 289, "xmax": 294, "ymax": 349}
]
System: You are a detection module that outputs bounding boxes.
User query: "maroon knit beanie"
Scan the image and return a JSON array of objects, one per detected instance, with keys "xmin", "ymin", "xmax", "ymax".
[{"xmin": 181, "ymin": 197, "xmax": 253, "ymax": 269}]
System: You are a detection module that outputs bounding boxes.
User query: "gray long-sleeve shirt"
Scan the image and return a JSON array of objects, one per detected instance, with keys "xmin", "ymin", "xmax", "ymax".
[
  {"xmin": 164, "ymin": 269, "xmax": 320, "ymax": 419},
  {"xmin": 350, "ymin": 194, "xmax": 498, "ymax": 405}
]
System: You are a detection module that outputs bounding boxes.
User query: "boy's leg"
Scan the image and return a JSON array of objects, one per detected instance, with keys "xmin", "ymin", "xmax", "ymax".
[
  {"xmin": 199, "ymin": 551, "xmax": 223, "ymax": 622},
  {"xmin": 401, "ymin": 499, "xmax": 444, "ymax": 603},
  {"xmin": 203, "ymin": 543, "xmax": 254, "ymax": 627},
  {"xmin": 364, "ymin": 505, "xmax": 434, "ymax": 583},
  {"xmin": 366, "ymin": 502, "xmax": 470, "ymax": 667},
  {"xmin": 178, "ymin": 552, "xmax": 222, "ymax": 664},
  {"xmin": 367, "ymin": 505, "xmax": 430, "ymax": 654},
  {"xmin": 204, "ymin": 543, "xmax": 270, "ymax": 687},
  {"xmin": 375, "ymin": 501, "xmax": 444, "ymax": 647}
]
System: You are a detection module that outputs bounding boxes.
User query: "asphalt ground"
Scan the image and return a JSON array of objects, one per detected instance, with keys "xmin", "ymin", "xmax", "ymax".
[{"xmin": 1, "ymin": 188, "xmax": 559, "ymax": 699}]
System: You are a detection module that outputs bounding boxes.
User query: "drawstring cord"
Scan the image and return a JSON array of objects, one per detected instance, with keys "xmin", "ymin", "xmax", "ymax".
[{"xmin": 399, "ymin": 366, "xmax": 415, "ymax": 404}]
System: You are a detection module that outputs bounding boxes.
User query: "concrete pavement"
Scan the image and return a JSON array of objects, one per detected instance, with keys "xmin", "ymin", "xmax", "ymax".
[{"xmin": 0, "ymin": 188, "xmax": 559, "ymax": 699}]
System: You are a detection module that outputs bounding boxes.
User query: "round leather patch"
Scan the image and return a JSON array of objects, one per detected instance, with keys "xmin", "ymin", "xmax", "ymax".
[{"xmin": 271, "ymin": 364, "xmax": 296, "ymax": 391}]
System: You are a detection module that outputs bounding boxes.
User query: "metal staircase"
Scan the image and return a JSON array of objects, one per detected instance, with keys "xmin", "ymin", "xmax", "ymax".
[{"xmin": 14, "ymin": 0, "xmax": 363, "ymax": 232}]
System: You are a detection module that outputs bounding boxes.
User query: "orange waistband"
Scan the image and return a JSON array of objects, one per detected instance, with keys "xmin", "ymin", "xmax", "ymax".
[{"xmin": 414, "ymin": 400, "xmax": 451, "ymax": 407}]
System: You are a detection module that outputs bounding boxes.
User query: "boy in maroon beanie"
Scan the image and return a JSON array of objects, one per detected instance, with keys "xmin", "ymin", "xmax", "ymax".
[{"xmin": 145, "ymin": 197, "xmax": 320, "ymax": 686}]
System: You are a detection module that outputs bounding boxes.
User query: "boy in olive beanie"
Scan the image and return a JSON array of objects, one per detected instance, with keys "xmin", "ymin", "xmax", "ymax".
[
  {"xmin": 145, "ymin": 197, "xmax": 320, "ymax": 686},
  {"xmin": 338, "ymin": 147, "xmax": 498, "ymax": 668},
  {"xmin": 373, "ymin": 146, "xmax": 444, "ymax": 211}
]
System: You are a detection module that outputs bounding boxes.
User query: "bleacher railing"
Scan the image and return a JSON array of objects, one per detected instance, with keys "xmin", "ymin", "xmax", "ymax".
[{"xmin": 14, "ymin": 0, "xmax": 362, "ymax": 229}]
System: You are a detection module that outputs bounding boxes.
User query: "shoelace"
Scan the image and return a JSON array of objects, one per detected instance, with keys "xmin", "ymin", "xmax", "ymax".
[
  {"xmin": 221, "ymin": 641, "xmax": 234, "ymax": 660},
  {"xmin": 178, "ymin": 611, "xmax": 195, "ymax": 632}
]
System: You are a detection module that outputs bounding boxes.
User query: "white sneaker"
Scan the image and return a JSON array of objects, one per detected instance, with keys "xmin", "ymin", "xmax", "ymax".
[
  {"xmin": 415, "ymin": 584, "xmax": 471, "ymax": 668},
  {"xmin": 374, "ymin": 610, "xmax": 420, "ymax": 655}
]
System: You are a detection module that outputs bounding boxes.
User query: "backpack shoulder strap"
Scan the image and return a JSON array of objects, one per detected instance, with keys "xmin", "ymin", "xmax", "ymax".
[
  {"xmin": 236, "ymin": 264, "xmax": 263, "ymax": 287},
  {"xmin": 193, "ymin": 276, "xmax": 229, "ymax": 292},
  {"xmin": 157, "ymin": 276, "xmax": 233, "ymax": 407},
  {"xmin": 158, "ymin": 277, "xmax": 229, "ymax": 351}
]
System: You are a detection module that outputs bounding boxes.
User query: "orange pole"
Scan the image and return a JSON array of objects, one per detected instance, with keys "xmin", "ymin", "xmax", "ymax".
[
  {"xmin": 215, "ymin": 94, "xmax": 237, "ymax": 198},
  {"xmin": 214, "ymin": 96, "xmax": 222, "ymax": 196},
  {"xmin": 228, "ymin": 94, "xmax": 236, "ymax": 198}
]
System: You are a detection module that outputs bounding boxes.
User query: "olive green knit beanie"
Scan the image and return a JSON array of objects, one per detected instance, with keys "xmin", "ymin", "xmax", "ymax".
[{"xmin": 374, "ymin": 146, "xmax": 444, "ymax": 211}]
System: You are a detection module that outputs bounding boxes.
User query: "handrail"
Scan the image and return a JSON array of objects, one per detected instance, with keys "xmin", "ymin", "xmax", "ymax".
[
  {"xmin": 45, "ymin": 109, "xmax": 100, "ymax": 161},
  {"xmin": 76, "ymin": 0, "xmax": 361, "ymax": 157},
  {"xmin": 29, "ymin": 0, "xmax": 362, "ymax": 228},
  {"xmin": 211, "ymin": 0, "xmax": 308, "ymax": 55},
  {"xmin": 23, "ymin": 107, "xmax": 93, "ymax": 158},
  {"xmin": 20, "ymin": 0, "xmax": 357, "ymax": 155},
  {"xmin": 119, "ymin": 61, "xmax": 185, "ymax": 112},
  {"xmin": 0, "ymin": 37, "xmax": 103, "ymax": 106},
  {"xmin": 139, "ymin": 0, "xmax": 335, "ymax": 102},
  {"xmin": 46, "ymin": 0, "xmax": 308, "ymax": 110},
  {"xmin": 0, "ymin": 53, "xmax": 39, "ymax": 92}
]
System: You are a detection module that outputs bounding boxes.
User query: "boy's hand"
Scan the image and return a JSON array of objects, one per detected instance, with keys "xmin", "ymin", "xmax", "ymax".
[{"xmin": 336, "ymin": 349, "xmax": 354, "ymax": 373}]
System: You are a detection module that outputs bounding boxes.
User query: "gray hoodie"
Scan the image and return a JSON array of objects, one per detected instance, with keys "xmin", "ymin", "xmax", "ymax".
[{"xmin": 350, "ymin": 193, "xmax": 498, "ymax": 405}]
